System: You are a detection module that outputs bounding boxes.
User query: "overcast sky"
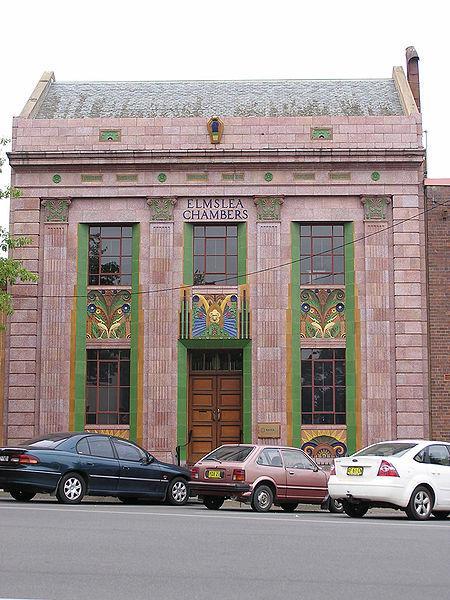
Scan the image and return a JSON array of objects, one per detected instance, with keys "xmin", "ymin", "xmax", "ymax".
[{"xmin": 1, "ymin": 0, "xmax": 448, "ymax": 229}]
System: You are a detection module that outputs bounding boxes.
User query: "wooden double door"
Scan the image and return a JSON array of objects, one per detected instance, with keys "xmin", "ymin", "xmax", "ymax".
[{"xmin": 188, "ymin": 350, "xmax": 243, "ymax": 465}]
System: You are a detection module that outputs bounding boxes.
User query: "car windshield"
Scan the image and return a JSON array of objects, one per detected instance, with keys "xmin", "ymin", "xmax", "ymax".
[
  {"xmin": 353, "ymin": 442, "xmax": 418, "ymax": 457},
  {"xmin": 203, "ymin": 446, "xmax": 254, "ymax": 463},
  {"xmin": 22, "ymin": 434, "xmax": 70, "ymax": 449}
]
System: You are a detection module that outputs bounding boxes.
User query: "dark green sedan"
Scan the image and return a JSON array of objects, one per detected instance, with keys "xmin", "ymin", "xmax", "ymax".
[{"xmin": 0, "ymin": 432, "xmax": 190, "ymax": 505}]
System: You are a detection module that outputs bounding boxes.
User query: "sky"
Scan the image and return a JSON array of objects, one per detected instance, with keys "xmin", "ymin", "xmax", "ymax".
[{"xmin": 0, "ymin": 0, "xmax": 449, "ymax": 229}]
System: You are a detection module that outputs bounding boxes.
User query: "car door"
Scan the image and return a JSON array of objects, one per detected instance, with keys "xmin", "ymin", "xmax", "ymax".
[
  {"xmin": 255, "ymin": 448, "xmax": 287, "ymax": 499},
  {"xmin": 112, "ymin": 439, "xmax": 164, "ymax": 497},
  {"xmin": 78, "ymin": 436, "xmax": 120, "ymax": 494},
  {"xmin": 281, "ymin": 449, "xmax": 328, "ymax": 501},
  {"xmin": 425, "ymin": 444, "xmax": 450, "ymax": 509}
]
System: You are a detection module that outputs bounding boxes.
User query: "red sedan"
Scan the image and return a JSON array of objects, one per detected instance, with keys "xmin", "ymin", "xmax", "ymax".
[{"xmin": 190, "ymin": 444, "xmax": 342, "ymax": 513}]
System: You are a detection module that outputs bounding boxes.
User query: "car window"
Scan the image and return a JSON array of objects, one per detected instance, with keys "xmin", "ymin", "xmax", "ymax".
[
  {"xmin": 281, "ymin": 449, "xmax": 315, "ymax": 470},
  {"xmin": 113, "ymin": 440, "xmax": 145, "ymax": 462},
  {"xmin": 87, "ymin": 436, "xmax": 115, "ymax": 459},
  {"xmin": 353, "ymin": 442, "xmax": 417, "ymax": 457},
  {"xmin": 414, "ymin": 449, "xmax": 426, "ymax": 463},
  {"xmin": 203, "ymin": 446, "xmax": 254, "ymax": 462},
  {"xmin": 76, "ymin": 438, "xmax": 91, "ymax": 455},
  {"xmin": 257, "ymin": 448, "xmax": 283, "ymax": 467},
  {"xmin": 427, "ymin": 445, "xmax": 450, "ymax": 467},
  {"xmin": 24, "ymin": 435, "xmax": 70, "ymax": 449}
]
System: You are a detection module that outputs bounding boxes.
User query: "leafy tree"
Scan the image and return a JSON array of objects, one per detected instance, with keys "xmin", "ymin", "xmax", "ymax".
[{"xmin": 0, "ymin": 137, "xmax": 38, "ymax": 318}]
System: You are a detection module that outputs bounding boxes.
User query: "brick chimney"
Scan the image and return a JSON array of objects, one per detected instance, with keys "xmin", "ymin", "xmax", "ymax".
[{"xmin": 406, "ymin": 46, "xmax": 421, "ymax": 112}]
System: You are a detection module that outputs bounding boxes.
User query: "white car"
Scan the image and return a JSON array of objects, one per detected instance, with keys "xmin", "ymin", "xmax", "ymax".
[{"xmin": 328, "ymin": 440, "xmax": 450, "ymax": 520}]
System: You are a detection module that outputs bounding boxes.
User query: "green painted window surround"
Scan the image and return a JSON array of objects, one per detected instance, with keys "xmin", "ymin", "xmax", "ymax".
[{"xmin": 73, "ymin": 223, "xmax": 140, "ymax": 441}]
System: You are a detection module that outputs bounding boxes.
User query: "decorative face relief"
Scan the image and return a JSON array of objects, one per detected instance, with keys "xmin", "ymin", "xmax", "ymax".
[
  {"xmin": 86, "ymin": 289, "xmax": 131, "ymax": 339},
  {"xmin": 192, "ymin": 294, "xmax": 238, "ymax": 339},
  {"xmin": 300, "ymin": 288, "xmax": 345, "ymax": 338}
]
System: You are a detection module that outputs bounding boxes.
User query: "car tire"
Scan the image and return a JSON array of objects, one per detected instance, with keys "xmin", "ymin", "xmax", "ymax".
[
  {"xmin": 329, "ymin": 499, "xmax": 344, "ymax": 514},
  {"xmin": 167, "ymin": 477, "xmax": 189, "ymax": 506},
  {"xmin": 203, "ymin": 496, "xmax": 225, "ymax": 510},
  {"xmin": 118, "ymin": 496, "xmax": 140, "ymax": 505},
  {"xmin": 432, "ymin": 511, "xmax": 449, "ymax": 520},
  {"xmin": 9, "ymin": 490, "xmax": 36, "ymax": 502},
  {"xmin": 405, "ymin": 486, "xmax": 434, "ymax": 521},
  {"xmin": 251, "ymin": 484, "xmax": 274, "ymax": 513},
  {"xmin": 342, "ymin": 501, "xmax": 369, "ymax": 518},
  {"xmin": 56, "ymin": 472, "xmax": 86, "ymax": 504},
  {"xmin": 280, "ymin": 503, "xmax": 298, "ymax": 513}
]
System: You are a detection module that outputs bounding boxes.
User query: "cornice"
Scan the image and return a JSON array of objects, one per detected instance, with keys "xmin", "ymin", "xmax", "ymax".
[{"xmin": 8, "ymin": 147, "xmax": 425, "ymax": 169}]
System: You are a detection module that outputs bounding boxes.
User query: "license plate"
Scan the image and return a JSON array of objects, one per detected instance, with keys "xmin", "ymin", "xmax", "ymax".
[
  {"xmin": 205, "ymin": 469, "xmax": 223, "ymax": 479},
  {"xmin": 347, "ymin": 466, "xmax": 363, "ymax": 476},
  {"xmin": 0, "ymin": 456, "xmax": 9, "ymax": 462}
]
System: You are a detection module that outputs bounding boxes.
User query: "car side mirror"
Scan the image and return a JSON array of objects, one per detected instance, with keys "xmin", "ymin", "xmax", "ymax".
[{"xmin": 313, "ymin": 466, "xmax": 319, "ymax": 472}]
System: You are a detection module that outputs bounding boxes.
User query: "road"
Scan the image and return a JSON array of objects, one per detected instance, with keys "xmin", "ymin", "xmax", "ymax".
[{"xmin": 0, "ymin": 496, "xmax": 449, "ymax": 600}]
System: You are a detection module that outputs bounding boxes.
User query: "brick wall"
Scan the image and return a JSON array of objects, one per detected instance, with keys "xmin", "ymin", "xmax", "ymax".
[{"xmin": 426, "ymin": 185, "xmax": 450, "ymax": 440}]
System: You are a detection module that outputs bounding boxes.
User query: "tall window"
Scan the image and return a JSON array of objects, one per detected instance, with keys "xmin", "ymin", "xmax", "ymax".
[
  {"xmin": 301, "ymin": 348, "xmax": 346, "ymax": 425},
  {"xmin": 86, "ymin": 349, "xmax": 130, "ymax": 425},
  {"xmin": 193, "ymin": 225, "xmax": 238, "ymax": 285},
  {"xmin": 89, "ymin": 225, "xmax": 132, "ymax": 286},
  {"xmin": 300, "ymin": 224, "xmax": 344, "ymax": 285}
]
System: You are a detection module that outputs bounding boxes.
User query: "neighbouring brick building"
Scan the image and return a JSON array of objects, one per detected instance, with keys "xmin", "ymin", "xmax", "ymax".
[
  {"xmin": 2, "ymin": 48, "xmax": 432, "ymax": 464},
  {"xmin": 425, "ymin": 180, "xmax": 450, "ymax": 441}
]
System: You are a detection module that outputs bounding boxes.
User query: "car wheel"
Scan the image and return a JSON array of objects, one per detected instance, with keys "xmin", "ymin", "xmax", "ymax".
[
  {"xmin": 167, "ymin": 477, "xmax": 189, "ymax": 506},
  {"xmin": 203, "ymin": 496, "xmax": 225, "ymax": 510},
  {"xmin": 432, "ymin": 511, "xmax": 449, "ymax": 520},
  {"xmin": 342, "ymin": 501, "xmax": 369, "ymax": 518},
  {"xmin": 56, "ymin": 472, "xmax": 86, "ymax": 504},
  {"xmin": 329, "ymin": 499, "xmax": 344, "ymax": 514},
  {"xmin": 9, "ymin": 490, "xmax": 36, "ymax": 502},
  {"xmin": 118, "ymin": 497, "xmax": 140, "ymax": 505},
  {"xmin": 405, "ymin": 486, "xmax": 433, "ymax": 521},
  {"xmin": 251, "ymin": 484, "xmax": 273, "ymax": 513},
  {"xmin": 280, "ymin": 503, "xmax": 298, "ymax": 513}
]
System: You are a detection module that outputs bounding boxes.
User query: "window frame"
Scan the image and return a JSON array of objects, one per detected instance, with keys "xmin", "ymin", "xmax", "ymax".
[
  {"xmin": 88, "ymin": 224, "xmax": 133, "ymax": 287},
  {"xmin": 193, "ymin": 224, "xmax": 238, "ymax": 285},
  {"xmin": 301, "ymin": 348, "xmax": 346, "ymax": 426},
  {"xmin": 299, "ymin": 223, "xmax": 345, "ymax": 285},
  {"xmin": 85, "ymin": 349, "xmax": 131, "ymax": 426}
]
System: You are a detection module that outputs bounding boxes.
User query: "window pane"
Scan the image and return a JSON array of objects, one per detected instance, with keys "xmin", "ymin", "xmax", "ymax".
[
  {"xmin": 101, "ymin": 257, "xmax": 120, "ymax": 273},
  {"xmin": 281, "ymin": 449, "xmax": 313, "ymax": 470},
  {"xmin": 206, "ymin": 256, "xmax": 225, "ymax": 273},
  {"xmin": 101, "ymin": 226, "xmax": 122, "ymax": 237},
  {"xmin": 206, "ymin": 225, "xmax": 225, "ymax": 236},
  {"xmin": 318, "ymin": 349, "xmax": 333, "ymax": 360},
  {"xmin": 314, "ymin": 363, "xmax": 325, "ymax": 386},
  {"xmin": 257, "ymin": 448, "xmax": 283, "ymax": 467},
  {"xmin": 300, "ymin": 237, "xmax": 310, "ymax": 255},
  {"xmin": 333, "ymin": 225, "xmax": 344, "ymax": 236},
  {"xmin": 86, "ymin": 361, "xmax": 97, "ymax": 385},
  {"xmin": 86, "ymin": 387, "xmax": 97, "ymax": 413},
  {"xmin": 227, "ymin": 237, "xmax": 237, "ymax": 254},
  {"xmin": 98, "ymin": 349, "xmax": 120, "ymax": 360},
  {"xmin": 312, "ymin": 225, "xmax": 332, "ymax": 236},
  {"xmin": 323, "ymin": 387, "xmax": 333, "ymax": 411},
  {"xmin": 302, "ymin": 413, "xmax": 312, "ymax": 424},
  {"xmin": 314, "ymin": 388, "xmax": 324, "ymax": 412},
  {"xmin": 100, "ymin": 274, "xmax": 121, "ymax": 286},
  {"xmin": 90, "ymin": 226, "xmax": 100, "ymax": 236},
  {"xmin": 120, "ymin": 361, "xmax": 130, "ymax": 386},
  {"xmin": 227, "ymin": 225, "xmax": 238, "ymax": 237},
  {"xmin": 226, "ymin": 256, "xmax": 237, "ymax": 276},
  {"xmin": 113, "ymin": 440, "xmax": 144, "ymax": 462},
  {"xmin": 323, "ymin": 362, "xmax": 333, "ymax": 386},
  {"xmin": 89, "ymin": 274, "xmax": 99, "ymax": 286},
  {"xmin": 193, "ymin": 226, "xmax": 205, "ymax": 237},
  {"xmin": 99, "ymin": 387, "xmax": 118, "ymax": 411},
  {"xmin": 87, "ymin": 437, "xmax": 115, "ymax": 458},
  {"xmin": 313, "ymin": 413, "xmax": 333, "ymax": 425},
  {"xmin": 206, "ymin": 238, "xmax": 225, "ymax": 255},
  {"xmin": 194, "ymin": 238, "xmax": 204, "ymax": 254},
  {"xmin": 121, "ymin": 257, "xmax": 132, "ymax": 275},
  {"xmin": 77, "ymin": 438, "xmax": 90, "ymax": 455},
  {"xmin": 122, "ymin": 226, "xmax": 132, "ymax": 238},
  {"xmin": 300, "ymin": 225, "xmax": 311, "ymax": 236},
  {"xmin": 301, "ymin": 361, "xmax": 312, "ymax": 386},
  {"xmin": 335, "ymin": 387, "xmax": 346, "ymax": 413},
  {"xmin": 333, "ymin": 255, "xmax": 344, "ymax": 274},
  {"xmin": 301, "ymin": 387, "xmax": 312, "ymax": 413},
  {"xmin": 122, "ymin": 238, "xmax": 132, "ymax": 256},
  {"xmin": 102, "ymin": 239, "xmax": 120, "ymax": 256},
  {"xmin": 335, "ymin": 361, "xmax": 346, "ymax": 386},
  {"xmin": 313, "ymin": 255, "xmax": 332, "ymax": 273},
  {"xmin": 313, "ymin": 237, "xmax": 332, "ymax": 254}
]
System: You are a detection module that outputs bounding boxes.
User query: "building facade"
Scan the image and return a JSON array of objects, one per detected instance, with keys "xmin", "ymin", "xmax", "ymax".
[
  {"xmin": 3, "ymin": 51, "xmax": 430, "ymax": 464},
  {"xmin": 425, "ymin": 180, "xmax": 450, "ymax": 441}
]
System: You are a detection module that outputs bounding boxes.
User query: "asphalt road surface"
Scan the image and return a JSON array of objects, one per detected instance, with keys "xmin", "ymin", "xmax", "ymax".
[{"xmin": 1, "ymin": 496, "xmax": 449, "ymax": 600}]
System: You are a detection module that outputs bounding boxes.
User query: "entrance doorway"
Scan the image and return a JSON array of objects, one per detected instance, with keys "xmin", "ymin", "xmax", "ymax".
[{"xmin": 188, "ymin": 350, "xmax": 243, "ymax": 465}]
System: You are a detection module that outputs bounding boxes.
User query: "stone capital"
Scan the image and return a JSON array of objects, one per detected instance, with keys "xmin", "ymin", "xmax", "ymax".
[
  {"xmin": 147, "ymin": 197, "xmax": 177, "ymax": 221},
  {"xmin": 254, "ymin": 196, "xmax": 284, "ymax": 221},
  {"xmin": 361, "ymin": 196, "xmax": 390, "ymax": 221},
  {"xmin": 41, "ymin": 198, "xmax": 72, "ymax": 223}
]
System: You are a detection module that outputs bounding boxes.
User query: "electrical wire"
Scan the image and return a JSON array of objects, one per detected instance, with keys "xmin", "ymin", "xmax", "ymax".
[{"xmin": 9, "ymin": 198, "xmax": 450, "ymax": 300}]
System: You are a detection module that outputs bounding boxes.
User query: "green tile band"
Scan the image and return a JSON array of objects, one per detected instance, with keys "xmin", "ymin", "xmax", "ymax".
[
  {"xmin": 129, "ymin": 224, "xmax": 140, "ymax": 442},
  {"xmin": 237, "ymin": 222, "xmax": 247, "ymax": 284},
  {"xmin": 290, "ymin": 222, "xmax": 301, "ymax": 447},
  {"xmin": 183, "ymin": 223, "xmax": 193, "ymax": 285},
  {"xmin": 345, "ymin": 222, "xmax": 357, "ymax": 454},
  {"xmin": 73, "ymin": 224, "xmax": 88, "ymax": 431}
]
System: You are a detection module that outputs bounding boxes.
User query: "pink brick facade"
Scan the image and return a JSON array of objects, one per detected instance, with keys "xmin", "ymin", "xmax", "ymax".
[{"xmin": 2, "ymin": 67, "xmax": 432, "ymax": 461}]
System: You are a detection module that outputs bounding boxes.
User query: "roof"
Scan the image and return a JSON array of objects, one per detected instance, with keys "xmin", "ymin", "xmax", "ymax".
[{"xmin": 32, "ymin": 78, "xmax": 405, "ymax": 119}]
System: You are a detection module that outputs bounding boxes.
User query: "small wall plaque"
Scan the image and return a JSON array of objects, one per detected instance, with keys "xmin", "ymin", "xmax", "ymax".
[
  {"xmin": 311, "ymin": 127, "xmax": 333, "ymax": 140},
  {"xmin": 257, "ymin": 423, "xmax": 281, "ymax": 439},
  {"xmin": 99, "ymin": 129, "xmax": 121, "ymax": 142}
]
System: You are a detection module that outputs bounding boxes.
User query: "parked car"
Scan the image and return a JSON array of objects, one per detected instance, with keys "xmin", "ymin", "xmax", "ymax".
[
  {"xmin": 328, "ymin": 439, "xmax": 450, "ymax": 520},
  {"xmin": 0, "ymin": 432, "xmax": 190, "ymax": 505},
  {"xmin": 189, "ymin": 444, "xmax": 342, "ymax": 513}
]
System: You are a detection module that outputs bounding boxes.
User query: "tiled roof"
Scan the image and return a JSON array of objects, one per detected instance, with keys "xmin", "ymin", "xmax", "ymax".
[{"xmin": 33, "ymin": 79, "xmax": 404, "ymax": 119}]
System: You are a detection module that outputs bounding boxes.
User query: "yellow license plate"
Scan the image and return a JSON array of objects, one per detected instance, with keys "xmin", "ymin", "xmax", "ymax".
[
  {"xmin": 206, "ymin": 470, "xmax": 223, "ymax": 479},
  {"xmin": 347, "ymin": 466, "xmax": 364, "ymax": 476}
]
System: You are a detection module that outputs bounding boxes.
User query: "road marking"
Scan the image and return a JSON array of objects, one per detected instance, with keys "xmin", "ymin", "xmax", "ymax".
[{"xmin": 0, "ymin": 503, "xmax": 449, "ymax": 530}]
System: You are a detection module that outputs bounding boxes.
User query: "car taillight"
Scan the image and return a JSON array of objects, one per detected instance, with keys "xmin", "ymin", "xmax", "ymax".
[
  {"xmin": 232, "ymin": 469, "xmax": 245, "ymax": 482},
  {"xmin": 329, "ymin": 462, "xmax": 336, "ymax": 476},
  {"xmin": 377, "ymin": 460, "xmax": 399, "ymax": 477},
  {"xmin": 10, "ymin": 454, "xmax": 39, "ymax": 465},
  {"xmin": 190, "ymin": 467, "xmax": 199, "ymax": 479}
]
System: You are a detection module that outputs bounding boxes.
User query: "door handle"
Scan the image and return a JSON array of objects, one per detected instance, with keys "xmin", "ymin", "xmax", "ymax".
[
  {"xmin": 122, "ymin": 466, "xmax": 130, "ymax": 471},
  {"xmin": 288, "ymin": 470, "xmax": 295, "ymax": 475},
  {"xmin": 87, "ymin": 462, "xmax": 95, "ymax": 467},
  {"xmin": 217, "ymin": 408, "xmax": 221, "ymax": 421},
  {"xmin": 431, "ymin": 472, "xmax": 440, "ymax": 476}
]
